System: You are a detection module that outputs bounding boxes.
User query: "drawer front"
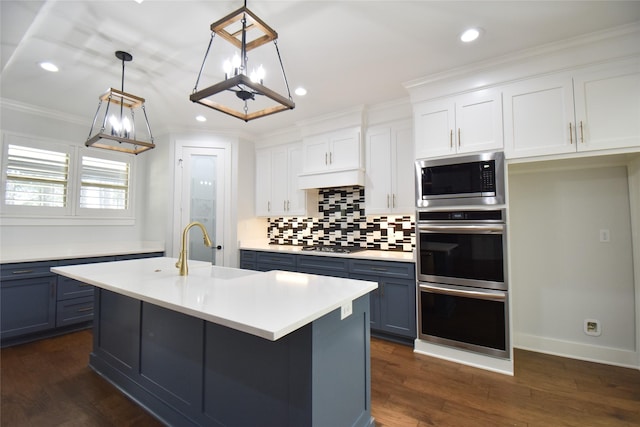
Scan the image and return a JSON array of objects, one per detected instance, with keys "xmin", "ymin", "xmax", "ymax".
[
  {"xmin": 239, "ymin": 250, "xmax": 257, "ymax": 270},
  {"xmin": 256, "ymin": 252, "xmax": 297, "ymax": 271},
  {"xmin": 58, "ymin": 277, "xmax": 94, "ymax": 300},
  {"xmin": 56, "ymin": 296, "xmax": 94, "ymax": 327},
  {"xmin": 297, "ymin": 255, "xmax": 350, "ymax": 277},
  {"xmin": 1, "ymin": 261, "xmax": 56, "ymax": 280},
  {"xmin": 349, "ymin": 259, "xmax": 415, "ymax": 280}
]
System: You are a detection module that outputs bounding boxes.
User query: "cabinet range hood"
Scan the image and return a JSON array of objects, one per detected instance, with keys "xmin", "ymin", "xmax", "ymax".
[{"xmin": 298, "ymin": 168, "xmax": 365, "ymax": 189}]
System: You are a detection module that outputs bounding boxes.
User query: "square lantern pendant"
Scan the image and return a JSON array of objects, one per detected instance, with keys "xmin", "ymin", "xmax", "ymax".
[
  {"xmin": 190, "ymin": 1, "xmax": 295, "ymax": 121},
  {"xmin": 85, "ymin": 51, "xmax": 155, "ymax": 155}
]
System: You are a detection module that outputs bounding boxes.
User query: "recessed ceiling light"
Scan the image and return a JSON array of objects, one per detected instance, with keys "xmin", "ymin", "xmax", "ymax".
[
  {"xmin": 295, "ymin": 87, "xmax": 307, "ymax": 96},
  {"xmin": 460, "ymin": 28, "xmax": 481, "ymax": 43},
  {"xmin": 196, "ymin": 115, "xmax": 207, "ymax": 122},
  {"xmin": 39, "ymin": 62, "xmax": 59, "ymax": 72}
]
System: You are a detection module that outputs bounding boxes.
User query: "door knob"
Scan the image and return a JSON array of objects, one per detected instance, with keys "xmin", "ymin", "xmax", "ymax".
[{"xmin": 215, "ymin": 245, "xmax": 223, "ymax": 250}]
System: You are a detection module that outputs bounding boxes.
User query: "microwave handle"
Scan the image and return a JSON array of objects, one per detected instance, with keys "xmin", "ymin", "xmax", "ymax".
[
  {"xmin": 418, "ymin": 224, "xmax": 504, "ymax": 234},
  {"xmin": 419, "ymin": 283, "xmax": 506, "ymax": 302}
]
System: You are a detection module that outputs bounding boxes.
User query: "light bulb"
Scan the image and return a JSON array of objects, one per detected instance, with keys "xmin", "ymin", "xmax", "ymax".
[
  {"xmin": 256, "ymin": 65, "xmax": 265, "ymax": 82},
  {"xmin": 231, "ymin": 53, "xmax": 241, "ymax": 75},
  {"xmin": 223, "ymin": 59, "xmax": 232, "ymax": 78},
  {"xmin": 109, "ymin": 115, "xmax": 121, "ymax": 136}
]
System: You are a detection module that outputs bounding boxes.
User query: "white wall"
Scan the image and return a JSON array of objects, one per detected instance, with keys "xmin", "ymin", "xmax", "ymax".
[
  {"xmin": 0, "ymin": 103, "xmax": 150, "ymax": 246},
  {"xmin": 508, "ymin": 156, "xmax": 638, "ymax": 367}
]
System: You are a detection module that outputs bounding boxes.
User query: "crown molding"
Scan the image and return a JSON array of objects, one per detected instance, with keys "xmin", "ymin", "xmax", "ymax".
[
  {"xmin": 0, "ymin": 97, "xmax": 87, "ymax": 127},
  {"xmin": 403, "ymin": 22, "xmax": 640, "ymax": 91}
]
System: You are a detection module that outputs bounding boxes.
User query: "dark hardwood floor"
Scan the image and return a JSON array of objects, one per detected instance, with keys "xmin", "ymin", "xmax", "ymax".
[{"xmin": 1, "ymin": 330, "xmax": 639, "ymax": 426}]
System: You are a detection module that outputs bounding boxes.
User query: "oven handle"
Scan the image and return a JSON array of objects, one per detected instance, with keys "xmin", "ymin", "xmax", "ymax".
[
  {"xmin": 417, "ymin": 224, "xmax": 504, "ymax": 234},
  {"xmin": 419, "ymin": 283, "xmax": 507, "ymax": 302}
]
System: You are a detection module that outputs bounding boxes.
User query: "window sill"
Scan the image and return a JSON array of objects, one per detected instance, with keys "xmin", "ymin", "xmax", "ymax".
[{"xmin": 0, "ymin": 215, "xmax": 135, "ymax": 227}]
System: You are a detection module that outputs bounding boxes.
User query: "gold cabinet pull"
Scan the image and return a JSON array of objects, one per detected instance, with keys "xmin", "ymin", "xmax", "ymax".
[
  {"xmin": 387, "ymin": 194, "xmax": 390, "ymax": 208},
  {"xmin": 450, "ymin": 129, "xmax": 453, "ymax": 148},
  {"xmin": 458, "ymin": 128, "xmax": 461, "ymax": 147},
  {"xmin": 569, "ymin": 123, "xmax": 573, "ymax": 144},
  {"xmin": 325, "ymin": 152, "xmax": 328, "ymax": 165},
  {"xmin": 392, "ymin": 194, "xmax": 396, "ymax": 208},
  {"xmin": 580, "ymin": 121, "xmax": 584, "ymax": 143}
]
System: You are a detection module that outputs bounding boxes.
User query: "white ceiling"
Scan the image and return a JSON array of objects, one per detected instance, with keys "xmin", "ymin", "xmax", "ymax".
[{"xmin": 2, "ymin": 1, "xmax": 640, "ymax": 138}]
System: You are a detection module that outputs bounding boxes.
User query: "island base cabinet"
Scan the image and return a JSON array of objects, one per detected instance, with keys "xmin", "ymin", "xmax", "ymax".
[{"xmin": 90, "ymin": 288, "xmax": 374, "ymax": 427}]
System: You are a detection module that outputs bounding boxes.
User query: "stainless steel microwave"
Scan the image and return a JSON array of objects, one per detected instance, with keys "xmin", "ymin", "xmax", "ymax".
[{"xmin": 415, "ymin": 152, "xmax": 505, "ymax": 208}]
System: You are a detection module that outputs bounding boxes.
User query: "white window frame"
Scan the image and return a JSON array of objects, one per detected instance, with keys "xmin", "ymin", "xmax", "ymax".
[
  {"xmin": 0, "ymin": 132, "xmax": 136, "ymax": 224},
  {"xmin": 75, "ymin": 147, "xmax": 135, "ymax": 219},
  {"xmin": 0, "ymin": 134, "xmax": 74, "ymax": 217}
]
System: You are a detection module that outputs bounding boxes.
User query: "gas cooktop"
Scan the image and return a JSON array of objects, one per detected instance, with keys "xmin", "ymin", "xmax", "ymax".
[{"xmin": 301, "ymin": 245, "xmax": 366, "ymax": 254}]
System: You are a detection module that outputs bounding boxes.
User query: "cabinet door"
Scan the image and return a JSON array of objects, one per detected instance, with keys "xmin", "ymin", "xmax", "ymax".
[
  {"xmin": 379, "ymin": 278, "xmax": 416, "ymax": 339},
  {"xmin": 503, "ymin": 73, "xmax": 576, "ymax": 159},
  {"xmin": 329, "ymin": 129, "xmax": 361, "ymax": 171},
  {"xmin": 414, "ymin": 99, "xmax": 455, "ymax": 159},
  {"xmin": 573, "ymin": 60, "xmax": 640, "ymax": 152},
  {"xmin": 302, "ymin": 135, "xmax": 329, "ymax": 173},
  {"xmin": 455, "ymin": 89, "xmax": 503, "ymax": 154},
  {"xmin": 286, "ymin": 144, "xmax": 307, "ymax": 215},
  {"xmin": 350, "ymin": 273, "xmax": 381, "ymax": 331},
  {"xmin": 391, "ymin": 125, "xmax": 415, "ymax": 214},
  {"xmin": 1, "ymin": 276, "xmax": 56, "ymax": 340},
  {"xmin": 365, "ymin": 127, "xmax": 393, "ymax": 214},
  {"xmin": 255, "ymin": 148, "xmax": 272, "ymax": 216},
  {"xmin": 270, "ymin": 147, "xmax": 288, "ymax": 216}
]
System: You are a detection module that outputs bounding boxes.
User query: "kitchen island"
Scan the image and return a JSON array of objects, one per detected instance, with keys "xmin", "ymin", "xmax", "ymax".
[{"xmin": 52, "ymin": 257, "xmax": 377, "ymax": 427}]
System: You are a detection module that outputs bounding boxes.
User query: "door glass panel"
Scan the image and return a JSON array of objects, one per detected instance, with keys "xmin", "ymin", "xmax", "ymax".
[{"xmin": 189, "ymin": 154, "xmax": 216, "ymax": 264}]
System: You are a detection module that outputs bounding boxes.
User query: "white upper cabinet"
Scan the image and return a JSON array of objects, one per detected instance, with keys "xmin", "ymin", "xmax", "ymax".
[
  {"xmin": 573, "ymin": 59, "xmax": 640, "ymax": 151},
  {"xmin": 414, "ymin": 88, "xmax": 503, "ymax": 159},
  {"xmin": 503, "ymin": 58, "xmax": 640, "ymax": 159},
  {"xmin": 255, "ymin": 142, "xmax": 308, "ymax": 217},
  {"xmin": 502, "ymin": 73, "xmax": 576, "ymax": 158},
  {"xmin": 365, "ymin": 122, "xmax": 414, "ymax": 215},
  {"xmin": 298, "ymin": 126, "xmax": 365, "ymax": 189},
  {"xmin": 301, "ymin": 127, "xmax": 362, "ymax": 173}
]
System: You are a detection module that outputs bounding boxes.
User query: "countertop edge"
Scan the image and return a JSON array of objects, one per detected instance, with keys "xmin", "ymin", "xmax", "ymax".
[
  {"xmin": 1, "ymin": 241, "xmax": 165, "ymax": 264},
  {"xmin": 239, "ymin": 242, "xmax": 415, "ymax": 263}
]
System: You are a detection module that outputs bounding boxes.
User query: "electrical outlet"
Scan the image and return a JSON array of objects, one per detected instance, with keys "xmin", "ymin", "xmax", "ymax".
[
  {"xmin": 584, "ymin": 319, "xmax": 601, "ymax": 336},
  {"xmin": 341, "ymin": 301, "xmax": 353, "ymax": 320}
]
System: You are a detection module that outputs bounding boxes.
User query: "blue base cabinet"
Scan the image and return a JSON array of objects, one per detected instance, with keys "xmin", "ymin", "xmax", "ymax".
[
  {"xmin": 240, "ymin": 250, "xmax": 416, "ymax": 344},
  {"xmin": 0, "ymin": 262, "xmax": 57, "ymax": 341},
  {"xmin": 90, "ymin": 288, "xmax": 373, "ymax": 427},
  {"xmin": 0, "ymin": 251, "xmax": 164, "ymax": 347}
]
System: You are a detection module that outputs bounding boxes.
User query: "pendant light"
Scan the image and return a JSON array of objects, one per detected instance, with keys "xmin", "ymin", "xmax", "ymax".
[
  {"xmin": 85, "ymin": 51, "xmax": 155, "ymax": 155},
  {"xmin": 190, "ymin": 0, "xmax": 295, "ymax": 122}
]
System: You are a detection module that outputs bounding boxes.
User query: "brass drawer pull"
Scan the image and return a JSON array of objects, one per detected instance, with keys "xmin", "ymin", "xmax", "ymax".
[{"xmin": 12, "ymin": 269, "xmax": 34, "ymax": 274}]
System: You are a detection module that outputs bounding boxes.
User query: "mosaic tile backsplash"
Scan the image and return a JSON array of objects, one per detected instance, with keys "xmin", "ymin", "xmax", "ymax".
[{"xmin": 267, "ymin": 186, "xmax": 415, "ymax": 252}]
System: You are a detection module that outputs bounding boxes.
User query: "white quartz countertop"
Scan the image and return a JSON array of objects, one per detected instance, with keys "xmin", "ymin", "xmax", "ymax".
[
  {"xmin": 1, "ymin": 241, "xmax": 165, "ymax": 264},
  {"xmin": 240, "ymin": 241, "xmax": 415, "ymax": 263},
  {"xmin": 51, "ymin": 257, "xmax": 378, "ymax": 341}
]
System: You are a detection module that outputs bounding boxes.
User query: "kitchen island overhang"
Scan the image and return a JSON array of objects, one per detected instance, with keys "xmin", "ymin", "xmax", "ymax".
[{"xmin": 52, "ymin": 257, "xmax": 378, "ymax": 427}]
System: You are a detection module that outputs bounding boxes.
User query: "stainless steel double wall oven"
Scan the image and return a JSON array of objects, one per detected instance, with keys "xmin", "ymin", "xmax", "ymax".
[{"xmin": 415, "ymin": 152, "xmax": 509, "ymax": 359}]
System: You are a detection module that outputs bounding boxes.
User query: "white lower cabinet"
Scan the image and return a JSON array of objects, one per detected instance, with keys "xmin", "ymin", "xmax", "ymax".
[
  {"xmin": 255, "ymin": 142, "xmax": 307, "ymax": 217},
  {"xmin": 365, "ymin": 121, "xmax": 414, "ymax": 214},
  {"xmin": 503, "ymin": 58, "xmax": 640, "ymax": 159}
]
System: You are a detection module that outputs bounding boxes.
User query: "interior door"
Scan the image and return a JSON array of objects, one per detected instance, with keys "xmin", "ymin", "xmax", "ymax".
[{"xmin": 175, "ymin": 146, "xmax": 225, "ymax": 266}]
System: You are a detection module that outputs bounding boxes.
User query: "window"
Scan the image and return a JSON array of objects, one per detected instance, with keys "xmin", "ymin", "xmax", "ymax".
[
  {"xmin": 4, "ymin": 144, "xmax": 69, "ymax": 207},
  {"xmin": 1, "ymin": 134, "xmax": 135, "ymax": 222},
  {"xmin": 80, "ymin": 156, "xmax": 129, "ymax": 210}
]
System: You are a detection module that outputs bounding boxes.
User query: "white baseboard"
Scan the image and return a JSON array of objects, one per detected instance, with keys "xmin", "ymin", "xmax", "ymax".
[
  {"xmin": 515, "ymin": 333, "xmax": 639, "ymax": 370},
  {"xmin": 413, "ymin": 339, "xmax": 514, "ymax": 376}
]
